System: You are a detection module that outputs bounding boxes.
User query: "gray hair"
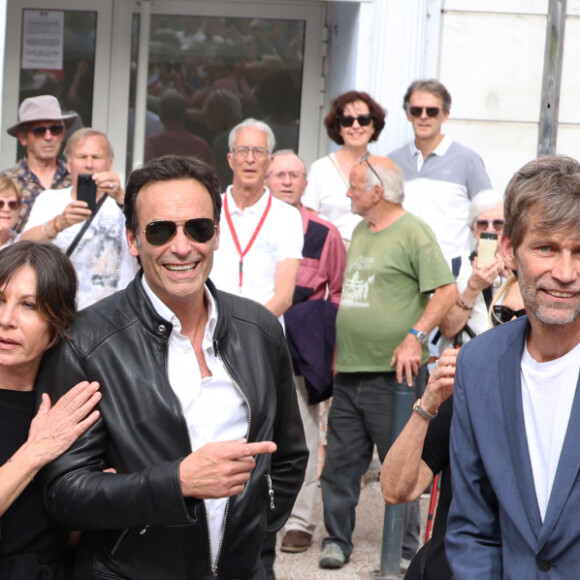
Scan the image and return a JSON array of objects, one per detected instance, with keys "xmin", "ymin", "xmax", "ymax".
[
  {"xmin": 228, "ymin": 118, "xmax": 276, "ymax": 153},
  {"xmin": 64, "ymin": 128, "xmax": 114, "ymax": 161},
  {"xmin": 362, "ymin": 159, "xmax": 405, "ymax": 204},
  {"xmin": 270, "ymin": 149, "xmax": 307, "ymax": 174},
  {"xmin": 504, "ymin": 154, "xmax": 580, "ymax": 250},
  {"xmin": 468, "ymin": 189, "xmax": 504, "ymax": 223}
]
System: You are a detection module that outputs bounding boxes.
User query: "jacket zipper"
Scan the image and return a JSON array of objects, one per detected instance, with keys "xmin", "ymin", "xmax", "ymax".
[{"xmin": 266, "ymin": 472, "xmax": 275, "ymax": 509}]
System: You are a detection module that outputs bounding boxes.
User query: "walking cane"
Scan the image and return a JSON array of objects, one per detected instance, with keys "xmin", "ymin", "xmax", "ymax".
[{"xmin": 425, "ymin": 472, "xmax": 440, "ymax": 541}]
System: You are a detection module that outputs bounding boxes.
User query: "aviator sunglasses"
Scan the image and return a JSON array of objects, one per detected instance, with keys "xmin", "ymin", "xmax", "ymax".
[
  {"xmin": 339, "ymin": 114, "xmax": 373, "ymax": 128},
  {"xmin": 0, "ymin": 200, "xmax": 20, "ymax": 210},
  {"xmin": 144, "ymin": 218, "xmax": 217, "ymax": 246},
  {"xmin": 28, "ymin": 124, "xmax": 65, "ymax": 137},
  {"xmin": 408, "ymin": 106, "xmax": 441, "ymax": 118},
  {"xmin": 491, "ymin": 304, "xmax": 526, "ymax": 327}
]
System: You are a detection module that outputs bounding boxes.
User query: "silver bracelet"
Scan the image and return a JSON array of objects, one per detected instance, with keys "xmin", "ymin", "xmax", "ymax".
[{"xmin": 413, "ymin": 398, "xmax": 438, "ymax": 421}]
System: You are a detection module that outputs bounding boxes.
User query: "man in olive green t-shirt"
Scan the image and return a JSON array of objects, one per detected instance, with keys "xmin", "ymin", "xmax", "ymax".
[{"xmin": 319, "ymin": 156, "xmax": 457, "ymax": 570}]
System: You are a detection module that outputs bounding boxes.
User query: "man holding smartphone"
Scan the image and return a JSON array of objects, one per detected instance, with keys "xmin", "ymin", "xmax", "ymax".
[{"xmin": 21, "ymin": 128, "xmax": 137, "ymax": 308}]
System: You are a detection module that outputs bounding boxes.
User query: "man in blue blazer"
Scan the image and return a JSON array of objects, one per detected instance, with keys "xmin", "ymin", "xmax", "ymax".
[{"xmin": 447, "ymin": 154, "xmax": 580, "ymax": 579}]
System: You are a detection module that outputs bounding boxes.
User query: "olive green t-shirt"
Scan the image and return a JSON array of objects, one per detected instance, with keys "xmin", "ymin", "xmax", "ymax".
[{"xmin": 336, "ymin": 213, "xmax": 454, "ymax": 372}]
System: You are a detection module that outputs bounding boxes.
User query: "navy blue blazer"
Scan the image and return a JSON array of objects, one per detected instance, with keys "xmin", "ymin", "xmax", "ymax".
[{"xmin": 447, "ymin": 315, "xmax": 580, "ymax": 579}]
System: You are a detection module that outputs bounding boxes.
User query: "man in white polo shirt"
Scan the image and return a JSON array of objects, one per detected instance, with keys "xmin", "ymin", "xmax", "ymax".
[
  {"xmin": 388, "ymin": 79, "xmax": 492, "ymax": 259},
  {"xmin": 211, "ymin": 118, "xmax": 303, "ymax": 319}
]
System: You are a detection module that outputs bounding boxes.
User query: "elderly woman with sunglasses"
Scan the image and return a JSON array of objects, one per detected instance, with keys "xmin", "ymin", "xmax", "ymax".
[
  {"xmin": 0, "ymin": 241, "xmax": 101, "ymax": 579},
  {"xmin": 438, "ymin": 189, "xmax": 507, "ymax": 349},
  {"xmin": 301, "ymin": 91, "xmax": 386, "ymax": 244},
  {"xmin": 0, "ymin": 177, "xmax": 23, "ymax": 250}
]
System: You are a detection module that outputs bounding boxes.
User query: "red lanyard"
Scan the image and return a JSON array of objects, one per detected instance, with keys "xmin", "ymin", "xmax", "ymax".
[{"xmin": 223, "ymin": 192, "xmax": 272, "ymax": 288}]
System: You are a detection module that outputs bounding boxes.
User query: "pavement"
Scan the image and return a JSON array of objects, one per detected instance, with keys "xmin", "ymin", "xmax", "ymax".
[{"xmin": 274, "ymin": 461, "xmax": 430, "ymax": 580}]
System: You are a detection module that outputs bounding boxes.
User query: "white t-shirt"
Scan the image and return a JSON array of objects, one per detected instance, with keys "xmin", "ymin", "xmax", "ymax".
[
  {"xmin": 211, "ymin": 187, "xmax": 303, "ymax": 307},
  {"xmin": 23, "ymin": 187, "xmax": 137, "ymax": 310},
  {"xmin": 521, "ymin": 340, "xmax": 580, "ymax": 520},
  {"xmin": 301, "ymin": 153, "xmax": 362, "ymax": 242}
]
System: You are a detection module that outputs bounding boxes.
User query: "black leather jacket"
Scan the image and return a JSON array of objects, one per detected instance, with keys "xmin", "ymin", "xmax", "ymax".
[{"xmin": 38, "ymin": 274, "xmax": 307, "ymax": 580}]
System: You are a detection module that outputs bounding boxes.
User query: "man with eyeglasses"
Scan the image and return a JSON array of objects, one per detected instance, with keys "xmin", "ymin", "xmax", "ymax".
[
  {"xmin": 319, "ymin": 155, "xmax": 457, "ymax": 570},
  {"xmin": 447, "ymin": 154, "xmax": 580, "ymax": 579},
  {"xmin": 211, "ymin": 119, "xmax": 303, "ymax": 320},
  {"xmin": 37, "ymin": 154, "xmax": 308, "ymax": 580},
  {"xmin": 266, "ymin": 150, "xmax": 346, "ymax": 555},
  {"xmin": 388, "ymin": 79, "xmax": 492, "ymax": 259},
  {"xmin": 2, "ymin": 95, "xmax": 78, "ymax": 233}
]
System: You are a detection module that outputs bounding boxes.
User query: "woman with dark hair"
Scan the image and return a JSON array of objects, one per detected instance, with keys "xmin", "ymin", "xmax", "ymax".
[
  {"xmin": 302, "ymin": 90, "xmax": 386, "ymax": 243},
  {"xmin": 0, "ymin": 241, "xmax": 101, "ymax": 579}
]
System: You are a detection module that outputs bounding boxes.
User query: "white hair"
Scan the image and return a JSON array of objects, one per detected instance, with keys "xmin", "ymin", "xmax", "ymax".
[
  {"xmin": 469, "ymin": 189, "xmax": 504, "ymax": 223},
  {"xmin": 228, "ymin": 118, "xmax": 276, "ymax": 152},
  {"xmin": 363, "ymin": 160, "xmax": 405, "ymax": 204}
]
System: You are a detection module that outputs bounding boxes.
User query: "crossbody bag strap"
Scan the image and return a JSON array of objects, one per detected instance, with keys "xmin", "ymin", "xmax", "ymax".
[{"xmin": 66, "ymin": 194, "xmax": 108, "ymax": 257}]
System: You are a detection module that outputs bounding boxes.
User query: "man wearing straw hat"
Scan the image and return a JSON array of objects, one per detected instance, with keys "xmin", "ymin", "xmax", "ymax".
[{"xmin": 1, "ymin": 95, "xmax": 77, "ymax": 232}]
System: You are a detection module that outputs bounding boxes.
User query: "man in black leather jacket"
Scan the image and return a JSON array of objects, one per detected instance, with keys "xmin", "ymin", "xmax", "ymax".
[{"xmin": 37, "ymin": 154, "xmax": 308, "ymax": 580}]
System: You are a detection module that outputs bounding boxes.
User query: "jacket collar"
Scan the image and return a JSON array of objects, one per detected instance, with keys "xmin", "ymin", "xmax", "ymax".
[{"xmin": 126, "ymin": 271, "xmax": 224, "ymax": 341}]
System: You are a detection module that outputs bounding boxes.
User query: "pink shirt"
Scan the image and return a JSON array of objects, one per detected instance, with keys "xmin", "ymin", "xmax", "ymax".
[{"xmin": 296, "ymin": 206, "xmax": 346, "ymax": 306}]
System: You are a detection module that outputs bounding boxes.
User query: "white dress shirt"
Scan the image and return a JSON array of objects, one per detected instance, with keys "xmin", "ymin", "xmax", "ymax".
[{"xmin": 142, "ymin": 277, "xmax": 248, "ymax": 566}]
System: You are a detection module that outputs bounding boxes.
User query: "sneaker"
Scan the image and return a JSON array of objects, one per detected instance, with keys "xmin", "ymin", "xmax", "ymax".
[
  {"xmin": 319, "ymin": 542, "xmax": 348, "ymax": 569},
  {"xmin": 281, "ymin": 530, "xmax": 313, "ymax": 553}
]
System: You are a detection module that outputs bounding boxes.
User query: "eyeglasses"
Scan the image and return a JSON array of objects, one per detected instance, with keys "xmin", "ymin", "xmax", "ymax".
[
  {"xmin": 28, "ymin": 124, "xmax": 65, "ymax": 138},
  {"xmin": 231, "ymin": 146, "xmax": 270, "ymax": 160},
  {"xmin": 144, "ymin": 218, "xmax": 217, "ymax": 246},
  {"xmin": 408, "ymin": 106, "xmax": 441, "ymax": 118},
  {"xmin": 474, "ymin": 219, "xmax": 505, "ymax": 233},
  {"xmin": 491, "ymin": 304, "xmax": 526, "ymax": 327},
  {"xmin": 0, "ymin": 200, "xmax": 20, "ymax": 210},
  {"xmin": 360, "ymin": 153, "xmax": 384, "ymax": 189},
  {"xmin": 269, "ymin": 171, "xmax": 305, "ymax": 181},
  {"xmin": 339, "ymin": 114, "xmax": 373, "ymax": 128}
]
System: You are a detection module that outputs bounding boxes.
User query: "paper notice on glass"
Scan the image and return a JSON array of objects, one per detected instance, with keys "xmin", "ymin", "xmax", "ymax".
[{"xmin": 22, "ymin": 10, "xmax": 64, "ymax": 70}]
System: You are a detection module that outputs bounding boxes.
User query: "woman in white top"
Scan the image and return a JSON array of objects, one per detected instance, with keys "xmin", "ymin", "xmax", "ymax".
[
  {"xmin": 0, "ymin": 176, "xmax": 22, "ymax": 250},
  {"xmin": 302, "ymin": 91, "xmax": 386, "ymax": 243}
]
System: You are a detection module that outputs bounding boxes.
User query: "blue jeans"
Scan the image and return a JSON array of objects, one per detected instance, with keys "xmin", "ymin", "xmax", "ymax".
[{"xmin": 321, "ymin": 369, "xmax": 427, "ymax": 559}]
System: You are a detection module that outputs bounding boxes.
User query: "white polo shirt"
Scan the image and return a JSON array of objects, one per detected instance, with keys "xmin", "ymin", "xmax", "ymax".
[{"xmin": 210, "ymin": 186, "xmax": 303, "ymax": 305}]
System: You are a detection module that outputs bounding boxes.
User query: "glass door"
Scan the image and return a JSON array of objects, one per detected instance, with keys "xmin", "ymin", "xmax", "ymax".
[
  {"xmin": 122, "ymin": 1, "xmax": 325, "ymax": 182},
  {"xmin": 1, "ymin": 0, "xmax": 113, "ymax": 170}
]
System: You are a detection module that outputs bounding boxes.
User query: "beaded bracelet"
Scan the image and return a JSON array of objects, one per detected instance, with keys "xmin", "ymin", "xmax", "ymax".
[{"xmin": 456, "ymin": 296, "xmax": 474, "ymax": 311}]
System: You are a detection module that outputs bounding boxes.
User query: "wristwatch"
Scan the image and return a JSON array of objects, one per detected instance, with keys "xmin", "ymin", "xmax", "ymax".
[
  {"xmin": 413, "ymin": 398, "xmax": 438, "ymax": 421},
  {"xmin": 409, "ymin": 328, "xmax": 428, "ymax": 344}
]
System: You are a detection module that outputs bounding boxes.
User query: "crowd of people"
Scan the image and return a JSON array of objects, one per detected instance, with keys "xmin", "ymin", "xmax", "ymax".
[{"xmin": 0, "ymin": 73, "xmax": 578, "ymax": 580}]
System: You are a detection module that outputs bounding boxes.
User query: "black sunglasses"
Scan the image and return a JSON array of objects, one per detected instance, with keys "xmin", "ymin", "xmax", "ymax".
[
  {"xmin": 491, "ymin": 305, "xmax": 526, "ymax": 327},
  {"xmin": 144, "ymin": 218, "xmax": 216, "ymax": 246},
  {"xmin": 474, "ymin": 219, "xmax": 505, "ymax": 233},
  {"xmin": 360, "ymin": 153, "xmax": 384, "ymax": 189},
  {"xmin": 408, "ymin": 106, "xmax": 441, "ymax": 118},
  {"xmin": 28, "ymin": 124, "xmax": 65, "ymax": 137},
  {"xmin": 339, "ymin": 114, "xmax": 373, "ymax": 128},
  {"xmin": 0, "ymin": 200, "xmax": 20, "ymax": 210}
]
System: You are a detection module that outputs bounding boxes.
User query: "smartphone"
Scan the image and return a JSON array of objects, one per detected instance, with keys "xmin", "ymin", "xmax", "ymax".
[
  {"xmin": 77, "ymin": 174, "xmax": 97, "ymax": 213},
  {"xmin": 477, "ymin": 232, "xmax": 498, "ymax": 267}
]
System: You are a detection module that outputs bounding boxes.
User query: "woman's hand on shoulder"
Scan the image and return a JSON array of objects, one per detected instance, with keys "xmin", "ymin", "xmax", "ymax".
[{"xmin": 25, "ymin": 381, "xmax": 101, "ymax": 469}]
